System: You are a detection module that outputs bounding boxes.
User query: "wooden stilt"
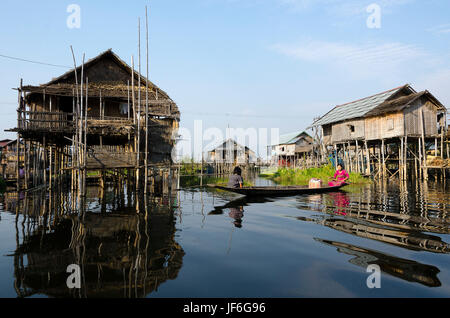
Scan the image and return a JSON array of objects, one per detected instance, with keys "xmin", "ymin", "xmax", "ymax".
[{"xmin": 381, "ymin": 139, "xmax": 386, "ymax": 179}]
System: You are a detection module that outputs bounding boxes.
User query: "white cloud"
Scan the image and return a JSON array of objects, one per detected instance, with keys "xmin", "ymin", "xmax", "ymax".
[
  {"xmin": 278, "ymin": 0, "xmax": 415, "ymax": 15},
  {"xmin": 428, "ymin": 23, "xmax": 450, "ymax": 34},
  {"xmin": 272, "ymin": 40, "xmax": 427, "ymax": 73}
]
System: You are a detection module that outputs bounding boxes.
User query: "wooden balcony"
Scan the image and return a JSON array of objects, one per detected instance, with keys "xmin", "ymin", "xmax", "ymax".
[
  {"xmin": 11, "ymin": 111, "xmax": 135, "ymax": 137},
  {"xmin": 17, "ymin": 111, "xmax": 73, "ymax": 133}
]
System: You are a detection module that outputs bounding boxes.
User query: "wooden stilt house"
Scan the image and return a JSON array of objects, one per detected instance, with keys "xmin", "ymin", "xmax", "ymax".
[
  {"xmin": 311, "ymin": 84, "xmax": 448, "ymax": 179},
  {"xmin": 6, "ymin": 49, "xmax": 180, "ymax": 190}
]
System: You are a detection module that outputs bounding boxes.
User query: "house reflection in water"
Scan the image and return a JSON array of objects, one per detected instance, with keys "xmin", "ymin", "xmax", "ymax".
[
  {"xmin": 315, "ymin": 238, "xmax": 442, "ymax": 287},
  {"xmin": 10, "ymin": 190, "xmax": 184, "ymax": 298}
]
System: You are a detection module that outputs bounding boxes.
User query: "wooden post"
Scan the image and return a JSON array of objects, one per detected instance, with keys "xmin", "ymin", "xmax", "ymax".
[
  {"xmin": 435, "ymin": 138, "xmax": 438, "ymax": 157},
  {"xmin": 400, "ymin": 137, "xmax": 404, "ymax": 181},
  {"xmin": 414, "ymin": 140, "xmax": 418, "ymax": 180},
  {"xmin": 418, "ymin": 138, "xmax": 423, "ymax": 180},
  {"xmin": 377, "ymin": 143, "xmax": 381, "ymax": 179},
  {"xmin": 334, "ymin": 144, "xmax": 338, "ymax": 169},
  {"xmin": 381, "ymin": 139, "xmax": 386, "ymax": 179},
  {"xmin": 365, "ymin": 141, "xmax": 370, "ymax": 175},
  {"xmin": 25, "ymin": 140, "xmax": 29, "ymax": 190},
  {"xmin": 43, "ymin": 136, "xmax": 47, "ymax": 186},
  {"xmin": 404, "ymin": 136, "xmax": 408, "ymax": 180},
  {"xmin": 355, "ymin": 140, "xmax": 360, "ymax": 173},
  {"xmin": 420, "ymin": 109, "xmax": 428, "ymax": 181}
]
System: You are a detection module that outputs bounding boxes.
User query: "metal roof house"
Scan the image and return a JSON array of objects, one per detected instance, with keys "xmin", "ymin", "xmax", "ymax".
[
  {"xmin": 311, "ymin": 84, "xmax": 447, "ymax": 146},
  {"xmin": 271, "ymin": 131, "xmax": 314, "ymax": 167},
  {"xmin": 309, "ymin": 84, "xmax": 448, "ymax": 180}
]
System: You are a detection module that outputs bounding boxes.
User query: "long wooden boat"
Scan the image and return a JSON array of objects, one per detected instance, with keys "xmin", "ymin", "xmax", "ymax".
[{"xmin": 208, "ymin": 183, "xmax": 348, "ymax": 197}]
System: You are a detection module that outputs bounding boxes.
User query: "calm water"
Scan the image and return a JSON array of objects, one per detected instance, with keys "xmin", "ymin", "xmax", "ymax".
[{"xmin": 0, "ymin": 177, "xmax": 449, "ymax": 298}]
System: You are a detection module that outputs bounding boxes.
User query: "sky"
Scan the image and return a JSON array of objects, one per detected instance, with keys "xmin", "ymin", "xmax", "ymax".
[{"xmin": 0, "ymin": 0, "xmax": 449, "ymax": 159}]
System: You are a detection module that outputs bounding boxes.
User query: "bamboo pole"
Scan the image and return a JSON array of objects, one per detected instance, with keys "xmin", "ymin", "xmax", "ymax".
[
  {"xmin": 131, "ymin": 55, "xmax": 136, "ymax": 188},
  {"xmin": 79, "ymin": 53, "xmax": 85, "ymax": 194},
  {"xmin": 69, "ymin": 46, "xmax": 80, "ymax": 191},
  {"xmin": 16, "ymin": 79, "xmax": 23, "ymax": 191},
  {"xmin": 71, "ymin": 91, "xmax": 76, "ymax": 191},
  {"xmin": 127, "ymin": 80, "xmax": 131, "ymax": 121},
  {"xmin": 137, "ymin": 17, "xmax": 142, "ymax": 189},
  {"xmin": 84, "ymin": 77, "xmax": 89, "ymax": 193},
  {"xmin": 144, "ymin": 6, "xmax": 149, "ymax": 194},
  {"xmin": 43, "ymin": 136, "xmax": 47, "ymax": 186},
  {"xmin": 49, "ymin": 97, "xmax": 53, "ymax": 189}
]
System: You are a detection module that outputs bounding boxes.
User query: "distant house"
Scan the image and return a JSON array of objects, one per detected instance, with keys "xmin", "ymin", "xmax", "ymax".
[
  {"xmin": 0, "ymin": 139, "xmax": 23, "ymax": 181},
  {"xmin": 311, "ymin": 84, "xmax": 447, "ymax": 146},
  {"xmin": 206, "ymin": 139, "xmax": 258, "ymax": 165},
  {"xmin": 271, "ymin": 131, "xmax": 313, "ymax": 167}
]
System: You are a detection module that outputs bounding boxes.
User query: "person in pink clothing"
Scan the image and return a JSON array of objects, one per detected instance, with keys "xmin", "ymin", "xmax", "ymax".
[{"xmin": 328, "ymin": 164, "xmax": 349, "ymax": 187}]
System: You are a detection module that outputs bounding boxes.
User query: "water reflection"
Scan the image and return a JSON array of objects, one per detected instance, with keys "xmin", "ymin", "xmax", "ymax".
[
  {"xmin": 293, "ymin": 181, "xmax": 450, "ymax": 253},
  {"xmin": 204, "ymin": 179, "xmax": 450, "ymax": 289},
  {"xmin": 315, "ymin": 238, "xmax": 441, "ymax": 287},
  {"xmin": 228, "ymin": 207, "xmax": 245, "ymax": 228},
  {"xmin": 1, "ymin": 176, "xmax": 449, "ymax": 297},
  {"xmin": 328, "ymin": 192, "xmax": 350, "ymax": 216},
  {"xmin": 4, "ymin": 188, "xmax": 184, "ymax": 298}
]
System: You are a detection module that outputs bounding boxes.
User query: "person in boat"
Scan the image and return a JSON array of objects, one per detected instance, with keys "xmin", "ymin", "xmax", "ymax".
[
  {"xmin": 329, "ymin": 164, "xmax": 349, "ymax": 187},
  {"xmin": 228, "ymin": 166, "xmax": 243, "ymax": 188}
]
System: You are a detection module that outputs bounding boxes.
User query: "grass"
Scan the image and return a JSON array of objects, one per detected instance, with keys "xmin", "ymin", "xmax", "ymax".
[{"xmin": 263, "ymin": 164, "xmax": 371, "ymax": 186}]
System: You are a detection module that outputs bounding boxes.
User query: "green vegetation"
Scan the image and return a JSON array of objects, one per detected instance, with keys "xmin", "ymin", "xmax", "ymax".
[{"xmin": 263, "ymin": 165, "xmax": 371, "ymax": 186}]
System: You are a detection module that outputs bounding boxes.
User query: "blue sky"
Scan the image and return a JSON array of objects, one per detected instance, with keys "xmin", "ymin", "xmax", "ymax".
[{"xmin": 0, "ymin": 0, "xmax": 449, "ymax": 158}]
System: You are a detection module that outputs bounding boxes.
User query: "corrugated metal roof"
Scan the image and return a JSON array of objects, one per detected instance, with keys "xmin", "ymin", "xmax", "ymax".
[
  {"xmin": 311, "ymin": 85, "xmax": 410, "ymax": 127},
  {"xmin": 0, "ymin": 139, "xmax": 14, "ymax": 148},
  {"xmin": 274, "ymin": 131, "xmax": 310, "ymax": 146}
]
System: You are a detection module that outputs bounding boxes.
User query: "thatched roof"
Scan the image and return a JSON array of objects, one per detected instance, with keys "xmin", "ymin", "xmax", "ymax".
[{"xmin": 21, "ymin": 49, "xmax": 180, "ymax": 119}]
